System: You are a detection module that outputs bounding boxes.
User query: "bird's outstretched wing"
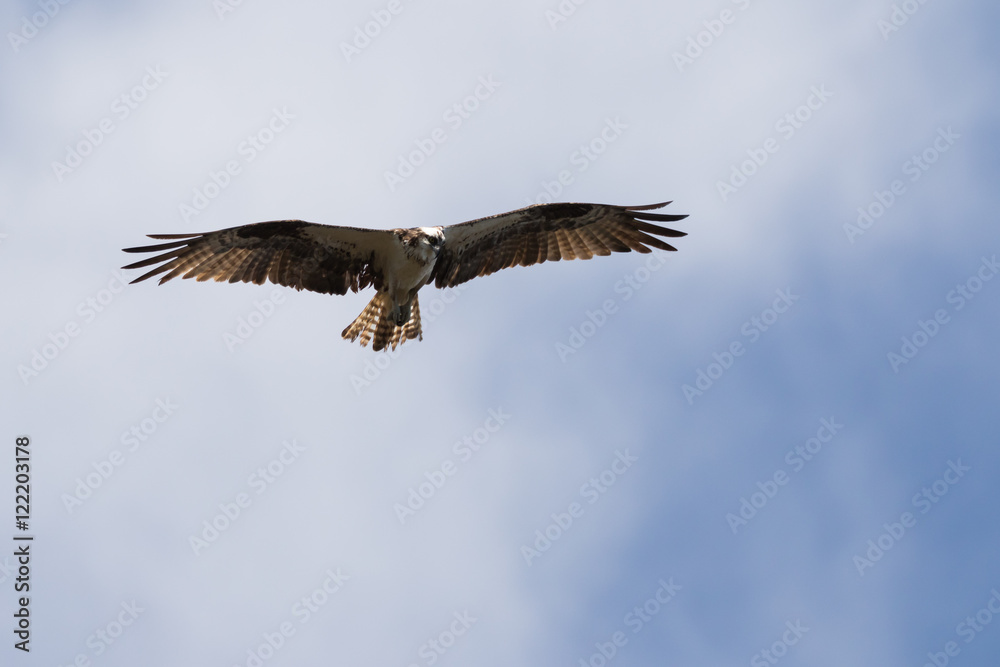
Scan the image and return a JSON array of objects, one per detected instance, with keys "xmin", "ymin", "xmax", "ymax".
[
  {"xmin": 122, "ymin": 220, "xmax": 395, "ymax": 295},
  {"xmin": 430, "ymin": 202, "xmax": 688, "ymax": 288}
]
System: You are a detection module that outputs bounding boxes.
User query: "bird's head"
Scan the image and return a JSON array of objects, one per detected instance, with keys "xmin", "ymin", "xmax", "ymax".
[{"xmin": 418, "ymin": 227, "xmax": 445, "ymax": 253}]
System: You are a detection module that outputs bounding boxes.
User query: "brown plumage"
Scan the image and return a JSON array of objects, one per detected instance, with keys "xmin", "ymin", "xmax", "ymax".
[
  {"xmin": 342, "ymin": 292, "xmax": 423, "ymax": 349},
  {"xmin": 122, "ymin": 201, "xmax": 688, "ymax": 351},
  {"xmin": 428, "ymin": 202, "xmax": 686, "ymax": 288}
]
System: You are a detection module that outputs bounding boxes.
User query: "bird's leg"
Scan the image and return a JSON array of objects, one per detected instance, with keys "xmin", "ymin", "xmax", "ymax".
[{"xmin": 391, "ymin": 301, "xmax": 411, "ymax": 327}]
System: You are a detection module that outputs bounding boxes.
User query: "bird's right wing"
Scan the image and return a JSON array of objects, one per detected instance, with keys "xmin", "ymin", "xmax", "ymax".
[{"xmin": 122, "ymin": 220, "xmax": 397, "ymax": 295}]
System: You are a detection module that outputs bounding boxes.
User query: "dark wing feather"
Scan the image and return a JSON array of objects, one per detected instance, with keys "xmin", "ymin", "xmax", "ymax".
[
  {"xmin": 122, "ymin": 220, "xmax": 396, "ymax": 296},
  {"xmin": 430, "ymin": 201, "xmax": 688, "ymax": 288}
]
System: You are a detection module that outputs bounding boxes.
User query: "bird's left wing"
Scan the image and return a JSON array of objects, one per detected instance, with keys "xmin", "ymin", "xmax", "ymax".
[
  {"xmin": 122, "ymin": 220, "xmax": 396, "ymax": 295},
  {"xmin": 430, "ymin": 201, "xmax": 688, "ymax": 288}
]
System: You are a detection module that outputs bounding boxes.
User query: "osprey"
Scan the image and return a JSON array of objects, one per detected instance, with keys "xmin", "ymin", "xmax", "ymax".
[{"xmin": 122, "ymin": 201, "xmax": 688, "ymax": 351}]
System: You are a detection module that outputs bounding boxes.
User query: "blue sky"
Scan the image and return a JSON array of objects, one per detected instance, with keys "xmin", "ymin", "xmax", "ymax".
[{"xmin": 2, "ymin": 1, "xmax": 999, "ymax": 665}]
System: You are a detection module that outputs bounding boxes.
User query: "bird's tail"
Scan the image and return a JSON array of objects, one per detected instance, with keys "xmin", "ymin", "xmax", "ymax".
[{"xmin": 341, "ymin": 293, "xmax": 422, "ymax": 351}]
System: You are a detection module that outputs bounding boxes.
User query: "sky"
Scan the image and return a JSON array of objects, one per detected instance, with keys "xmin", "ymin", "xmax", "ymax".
[{"xmin": 2, "ymin": 1, "xmax": 999, "ymax": 665}]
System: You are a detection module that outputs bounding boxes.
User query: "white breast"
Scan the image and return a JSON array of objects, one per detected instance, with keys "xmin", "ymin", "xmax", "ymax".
[{"xmin": 384, "ymin": 237, "xmax": 438, "ymax": 302}]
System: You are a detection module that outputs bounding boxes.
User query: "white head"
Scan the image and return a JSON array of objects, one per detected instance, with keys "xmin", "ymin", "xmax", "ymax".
[{"xmin": 418, "ymin": 227, "xmax": 445, "ymax": 252}]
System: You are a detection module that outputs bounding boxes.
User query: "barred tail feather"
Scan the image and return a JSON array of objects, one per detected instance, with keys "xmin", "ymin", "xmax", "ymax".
[{"xmin": 341, "ymin": 293, "xmax": 423, "ymax": 351}]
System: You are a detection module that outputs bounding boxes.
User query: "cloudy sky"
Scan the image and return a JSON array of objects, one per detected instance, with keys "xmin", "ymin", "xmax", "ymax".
[{"xmin": 2, "ymin": 1, "xmax": 999, "ymax": 665}]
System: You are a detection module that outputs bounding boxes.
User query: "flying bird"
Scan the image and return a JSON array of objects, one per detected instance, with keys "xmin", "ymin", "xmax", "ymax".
[{"xmin": 122, "ymin": 201, "xmax": 688, "ymax": 351}]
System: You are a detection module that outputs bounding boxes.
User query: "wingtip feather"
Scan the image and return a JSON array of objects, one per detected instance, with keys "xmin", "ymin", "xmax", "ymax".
[{"xmin": 625, "ymin": 201, "xmax": 672, "ymax": 211}]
